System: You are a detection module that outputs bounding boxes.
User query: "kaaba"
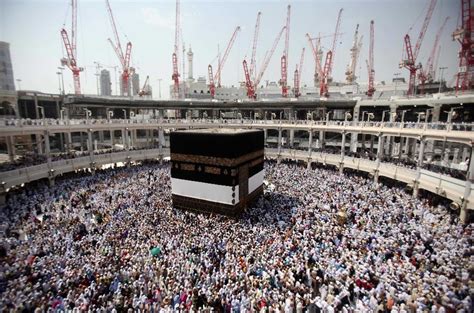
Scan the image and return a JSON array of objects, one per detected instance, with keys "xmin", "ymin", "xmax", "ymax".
[{"xmin": 170, "ymin": 129, "xmax": 264, "ymax": 216}]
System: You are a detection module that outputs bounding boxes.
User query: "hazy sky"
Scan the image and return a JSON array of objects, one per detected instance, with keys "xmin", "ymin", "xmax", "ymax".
[{"xmin": 0, "ymin": 0, "xmax": 459, "ymax": 98}]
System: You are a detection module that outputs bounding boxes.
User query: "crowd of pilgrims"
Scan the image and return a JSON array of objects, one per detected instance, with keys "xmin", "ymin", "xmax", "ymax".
[{"xmin": 0, "ymin": 160, "xmax": 471, "ymax": 312}]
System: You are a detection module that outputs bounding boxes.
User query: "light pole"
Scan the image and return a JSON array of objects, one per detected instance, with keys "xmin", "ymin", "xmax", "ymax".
[
  {"xmin": 122, "ymin": 109, "xmax": 127, "ymax": 119},
  {"xmin": 157, "ymin": 79, "xmax": 162, "ymax": 99},
  {"xmin": 94, "ymin": 62, "xmax": 102, "ymax": 95},
  {"xmin": 16, "ymin": 79, "xmax": 22, "ymax": 90},
  {"xmin": 60, "ymin": 109, "xmax": 65, "ymax": 120},
  {"xmin": 57, "ymin": 67, "xmax": 65, "ymax": 95},
  {"xmin": 438, "ymin": 66, "xmax": 447, "ymax": 93},
  {"xmin": 56, "ymin": 72, "xmax": 62, "ymax": 94}
]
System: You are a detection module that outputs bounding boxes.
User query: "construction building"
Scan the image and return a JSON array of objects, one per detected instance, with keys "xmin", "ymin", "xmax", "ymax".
[
  {"xmin": 100, "ymin": 69, "xmax": 112, "ymax": 96},
  {"xmin": 0, "ymin": 42, "xmax": 16, "ymax": 92}
]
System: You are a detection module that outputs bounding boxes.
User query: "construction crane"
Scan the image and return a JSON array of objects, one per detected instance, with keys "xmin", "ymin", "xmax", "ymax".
[
  {"xmin": 138, "ymin": 75, "xmax": 150, "ymax": 97},
  {"xmin": 345, "ymin": 24, "xmax": 363, "ymax": 84},
  {"xmin": 293, "ymin": 48, "xmax": 305, "ymax": 98},
  {"xmin": 207, "ymin": 65, "xmax": 216, "ymax": 98},
  {"xmin": 366, "ymin": 20, "xmax": 375, "ymax": 98},
  {"xmin": 320, "ymin": 51, "xmax": 333, "ymax": 97},
  {"xmin": 280, "ymin": 5, "xmax": 291, "ymax": 97},
  {"xmin": 218, "ymin": 26, "xmax": 241, "ymax": 87},
  {"xmin": 105, "ymin": 0, "xmax": 132, "ymax": 97},
  {"xmin": 244, "ymin": 26, "xmax": 286, "ymax": 100},
  {"xmin": 453, "ymin": 0, "xmax": 474, "ymax": 92},
  {"xmin": 328, "ymin": 8, "xmax": 343, "ymax": 81},
  {"xmin": 172, "ymin": 0, "xmax": 181, "ymax": 99},
  {"xmin": 400, "ymin": 0, "xmax": 437, "ymax": 95},
  {"xmin": 306, "ymin": 33, "xmax": 322, "ymax": 86},
  {"xmin": 208, "ymin": 26, "xmax": 241, "ymax": 97},
  {"xmin": 250, "ymin": 12, "xmax": 262, "ymax": 80},
  {"xmin": 418, "ymin": 16, "xmax": 449, "ymax": 93},
  {"xmin": 60, "ymin": 0, "xmax": 83, "ymax": 95},
  {"xmin": 243, "ymin": 60, "xmax": 255, "ymax": 99}
]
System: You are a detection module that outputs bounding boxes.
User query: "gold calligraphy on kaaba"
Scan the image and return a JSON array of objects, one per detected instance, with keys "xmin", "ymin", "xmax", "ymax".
[
  {"xmin": 181, "ymin": 163, "xmax": 195, "ymax": 171},
  {"xmin": 204, "ymin": 166, "xmax": 221, "ymax": 175},
  {"xmin": 171, "ymin": 149, "xmax": 264, "ymax": 167}
]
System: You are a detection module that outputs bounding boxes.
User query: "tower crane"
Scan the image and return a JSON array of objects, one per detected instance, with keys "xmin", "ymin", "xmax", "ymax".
[
  {"xmin": 294, "ymin": 48, "xmax": 305, "ymax": 98},
  {"xmin": 244, "ymin": 26, "xmax": 286, "ymax": 100},
  {"xmin": 208, "ymin": 65, "xmax": 216, "ymax": 98},
  {"xmin": 250, "ymin": 12, "xmax": 262, "ymax": 80},
  {"xmin": 320, "ymin": 51, "xmax": 333, "ymax": 97},
  {"xmin": 418, "ymin": 16, "xmax": 449, "ymax": 93},
  {"xmin": 60, "ymin": 0, "xmax": 83, "ymax": 95},
  {"xmin": 243, "ymin": 60, "xmax": 255, "ymax": 99},
  {"xmin": 208, "ymin": 26, "xmax": 241, "ymax": 97},
  {"xmin": 366, "ymin": 20, "xmax": 375, "ymax": 98},
  {"xmin": 345, "ymin": 24, "xmax": 363, "ymax": 84},
  {"xmin": 172, "ymin": 0, "xmax": 181, "ymax": 99},
  {"xmin": 400, "ymin": 0, "xmax": 437, "ymax": 95},
  {"xmin": 105, "ymin": 0, "xmax": 132, "ymax": 97},
  {"xmin": 306, "ymin": 33, "xmax": 322, "ymax": 86},
  {"xmin": 453, "ymin": 0, "xmax": 474, "ymax": 92},
  {"xmin": 279, "ymin": 5, "xmax": 291, "ymax": 97}
]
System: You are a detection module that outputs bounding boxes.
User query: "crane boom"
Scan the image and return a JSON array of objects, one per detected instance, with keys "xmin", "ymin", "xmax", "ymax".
[
  {"xmin": 413, "ymin": 0, "xmax": 437, "ymax": 61},
  {"xmin": 138, "ymin": 75, "xmax": 150, "ymax": 96},
  {"xmin": 306, "ymin": 33, "xmax": 322, "ymax": 84},
  {"xmin": 401, "ymin": 0, "xmax": 436, "ymax": 95},
  {"xmin": 419, "ymin": 16, "xmax": 449, "ymax": 89},
  {"xmin": 215, "ymin": 26, "xmax": 241, "ymax": 87},
  {"xmin": 250, "ymin": 12, "xmax": 262, "ymax": 80},
  {"xmin": 320, "ymin": 51, "xmax": 333, "ymax": 97},
  {"xmin": 298, "ymin": 47, "xmax": 305, "ymax": 78},
  {"xmin": 105, "ymin": 0, "xmax": 124, "ymax": 61},
  {"xmin": 294, "ymin": 47, "xmax": 305, "ymax": 98},
  {"xmin": 329, "ymin": 8, "xmax": 343, "ymax": 78},
  {"xmin": 255, "ymin": 26, "xmax": 286, "ymax": 88},
  {"xmin": 106, "ymin": 0, "xmax": 132, "ymax": 96}
]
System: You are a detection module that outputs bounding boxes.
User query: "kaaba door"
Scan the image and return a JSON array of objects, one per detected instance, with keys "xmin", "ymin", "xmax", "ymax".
[{"xmin": 238, "ymin": 164, "xmax": 249, "ymax": 204}]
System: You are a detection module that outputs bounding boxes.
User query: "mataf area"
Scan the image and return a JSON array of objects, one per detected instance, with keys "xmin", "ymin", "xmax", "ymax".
[{"xmin": 0, "ymin": 161, "xmax": 471, "ymax": 312}]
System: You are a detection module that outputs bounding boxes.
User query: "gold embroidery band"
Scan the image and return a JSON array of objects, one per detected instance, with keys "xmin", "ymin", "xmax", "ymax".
[{"xmin": 171, "ymin": 149, "xmax": 264, "ymax": 167}]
